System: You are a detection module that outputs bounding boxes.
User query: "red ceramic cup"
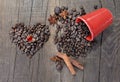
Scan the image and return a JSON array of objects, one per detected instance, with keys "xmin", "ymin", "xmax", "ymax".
[{"xmin": 76, "ymin": 8, "xmax": 113, "ymax": 41}]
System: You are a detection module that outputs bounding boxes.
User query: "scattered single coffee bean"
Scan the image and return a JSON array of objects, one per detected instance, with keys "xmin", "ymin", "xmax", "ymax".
[
  {"xmin": 56, "ymin": 61, "xmax": 63, "ymax": 72},
  {"xmin": 54, "ymin": 6, "xmax": 61, "ymax": 15},
  {"xmin": 94, "ymin": 5, "xmax": 98, "ymax": 9}
]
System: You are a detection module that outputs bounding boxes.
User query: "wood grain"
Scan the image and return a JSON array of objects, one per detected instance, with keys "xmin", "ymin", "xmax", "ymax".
[
  {"xmin": 114, "ymin": 0, "xmax": 120, "ymax": 16},
  {"xmin": 38, "ymin": 0, "xmax": 61, "ymax": 81},
  {"xmin": 13, "ymin": 0, "xmax": 32, "ymax": 82},
  {"xmin": 0, "ymin": 0, "xmax": 19, "ymax": 82},
  {"xmin": 29, "ymin": 0, "xmax": 60, "ymax": 82},
  {"xmin": 100, "ymin": 0, "xmax": 120, "ymax": 82},
  {"xmin": 80, "ymin": 0, "xmax": 102, "ymax": 82},
  {"xmin": 0, "ymin": 0, "xmax": 120, "ymax": 82},
  {"xmin": 58, "ymin": 0, "xmax": 78, "ymax": 82},
  {"xmin": 28, "ymin": 0, "xmax": 47, "ymax": 82}
]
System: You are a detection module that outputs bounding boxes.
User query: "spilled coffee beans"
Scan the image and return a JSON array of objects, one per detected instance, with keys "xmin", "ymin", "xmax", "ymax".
[{"xmin": 49, "ymin": 6, "xmax": 96, "ymax": 58}]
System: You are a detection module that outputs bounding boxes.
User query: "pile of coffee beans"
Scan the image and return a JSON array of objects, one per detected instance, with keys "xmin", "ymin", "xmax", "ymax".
[
  {"xmin": 9, "ymin": 23, "xmax": 50, "ymax": 58},
  {"xmin": 50, "ymin": 6, "xmax": 95, "ymax": 57}
]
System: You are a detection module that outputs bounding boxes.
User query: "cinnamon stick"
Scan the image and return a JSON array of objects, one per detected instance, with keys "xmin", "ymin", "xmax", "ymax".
[
  {"xmin": 57, "ymin": 52, "xmax": 76, "ymax": 75},
  {"xmin": 69, "ymin": 58, "xmax": 84, "ymax": 70},
  {"xmin": 50, "ymin": 56, "xmax": 62, "ymax": 62},
  {"xmin": 50, "ymin": 55, "xmax": 84, "ymax": 70}
]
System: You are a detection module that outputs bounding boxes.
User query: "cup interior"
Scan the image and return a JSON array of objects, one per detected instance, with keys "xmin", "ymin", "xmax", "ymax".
[{"xmin": 76, "ymin": 17, "xmax": 94, "ymax": 41}]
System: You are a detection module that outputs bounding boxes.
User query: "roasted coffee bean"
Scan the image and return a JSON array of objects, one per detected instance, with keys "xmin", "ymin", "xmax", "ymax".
[
  {"xmin": 69, "ymin": 10, "xmax": 73, "ymax": 15},
  {"xmin": 57, "ymin": 45, "xmax": 62, "ymax": 52},
  {"xmin": 80, "ymin": 6, "xmax": 86, "ymax": 15},
  {"xmin": 61, "ymin": 6, "xmax": 65, "ymax": 11},
  {"xmin": 65, "ymin": 6, "xmax": 68, "ymax": 10},
  {"xmin": 73, "ymin": 12, "xmax": 77, "ymax": 17},
  {"xmin": 76, "ymin": 11, "xmax": 80, "ymax": 15},
  {"xmin": 72, "ymin": 8, "xmax": 76, "ymax": 12},
  {"xmin": 94, "ymin": 5, "xmax": 98, "ymax": 9},
  {"xmin": 75, "ymin": 22, "xmax": 79, "ymax": 26},
  {"xmin": 72, "ymin": 17, "xmax": 76, "ymax": 21},
  {"xmin": 56, "ymin": 61, "xmax": 63, "ymax": 72},
  {"xmin": 54, "ymin": 6, "xmax": 61, "ymax": 15},
  {"xmin": 68, "ymin": 15, "xmax": 72, "ymax": 20}
]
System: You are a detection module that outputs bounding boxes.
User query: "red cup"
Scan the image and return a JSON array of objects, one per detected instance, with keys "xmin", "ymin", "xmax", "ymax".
[{"xmin": 76, "ymin": 8, "xmax": 113, "ymax": 41}]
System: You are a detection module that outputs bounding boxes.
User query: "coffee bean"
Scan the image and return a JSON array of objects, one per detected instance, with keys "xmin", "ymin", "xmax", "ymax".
[
  {"xmin": 54, "ymin": 6, "xmax": 61, "ymax": 15},
  {"xmin": 72, "ymin": 17, "xmax": 76, "ymax": 21},
  {"xmin": 73, "ymin": 12, "xmax": 77, "ymax": 17},
  {"xmin": 56, "ymin": 61, "xmax": 63, "ymax": 72},
  {"xmin": 65, "ymin": 6, "xmax": 68, "ymax": 10},
  {"xmin": 76, "ymin": 11, "xmax": 80, "ymax": 15},
  {"xmin": 94, "ymin": 5, "xmax": 98, "ymax": 9},
  {"xmin": 61, "ymin": 6, "xmax": 65, "ymax": 11},
  {"xmin": 72, "ymin": 8, "xmax": 76, "ymax": 12},
  {"xmin": 80, "ymin": 7, "xmax": 86, "ymax": 15}
]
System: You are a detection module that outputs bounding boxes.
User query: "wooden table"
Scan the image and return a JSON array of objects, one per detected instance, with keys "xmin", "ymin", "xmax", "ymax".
[{"xmin": 0, "ymin": 0, "xmax": 120, "ymax": 82}]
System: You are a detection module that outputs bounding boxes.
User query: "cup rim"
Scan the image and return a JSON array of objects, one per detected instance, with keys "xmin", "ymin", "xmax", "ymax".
[{"xmin": 76, "ymin": 16, "xmax": 94, "ymax": 41}]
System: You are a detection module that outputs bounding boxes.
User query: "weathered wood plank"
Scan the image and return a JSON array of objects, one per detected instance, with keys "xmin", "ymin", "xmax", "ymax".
[
  {"xmin": 59, "ymin": 0, "xmax": 76, "ymax": 82},
  {"xmin": 100, "ymin": 0, "xmax": 116, "ymax": 16},
  {"xmin": 28, "ymin": 0, "xmax": 60, "ymax": 82},
  {"xmin": 13, "ymin": 0, "xmax": 32, "ymax": 82},
  {"xmin": 28, "ymin": 0, "xmax": 45, "ymax": 82},
  {"xmin": 58, "ymin": 0, "xmax": 84, "ymax": 82},
  {"xmin": 59, "ymin": 0, "xmax": 102, "ymax": 82},
  {"xmin": 29, "ymin": 0, "xmax": 61, "ymax": 82},
  {"xmin": 0, "ymin": 0, "xmax": 19, "ymax": 82},
  {"xmin": 79, "ymin": 0, "xmax": 102, "ymax": 82},
  {"xmin": 37, "ymin": 0, "xmax": 61, "ymax": 82},
  {"xmin": 99, "ymin": 0, "xmax": 120, "ymax": 82},
  {"xmin": 100, "ymin": 19, "xmax": 120, "ymax": 82},
  {"xmin": 39, "ymin": 0, "xmax": 61, "ymax": 81},
  {"xmin": 114, "ymin": 0, "xmax": 120, "ymax": 16},
  {"xmin": 0, "ymin": 0, "xmax": 120, "ymax": 82}
]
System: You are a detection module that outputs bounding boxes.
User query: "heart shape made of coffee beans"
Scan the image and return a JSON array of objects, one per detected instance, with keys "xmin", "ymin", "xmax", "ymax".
[{"xmin": 9, "ymin": 23, "xmax": 50, "ymax": 58}]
